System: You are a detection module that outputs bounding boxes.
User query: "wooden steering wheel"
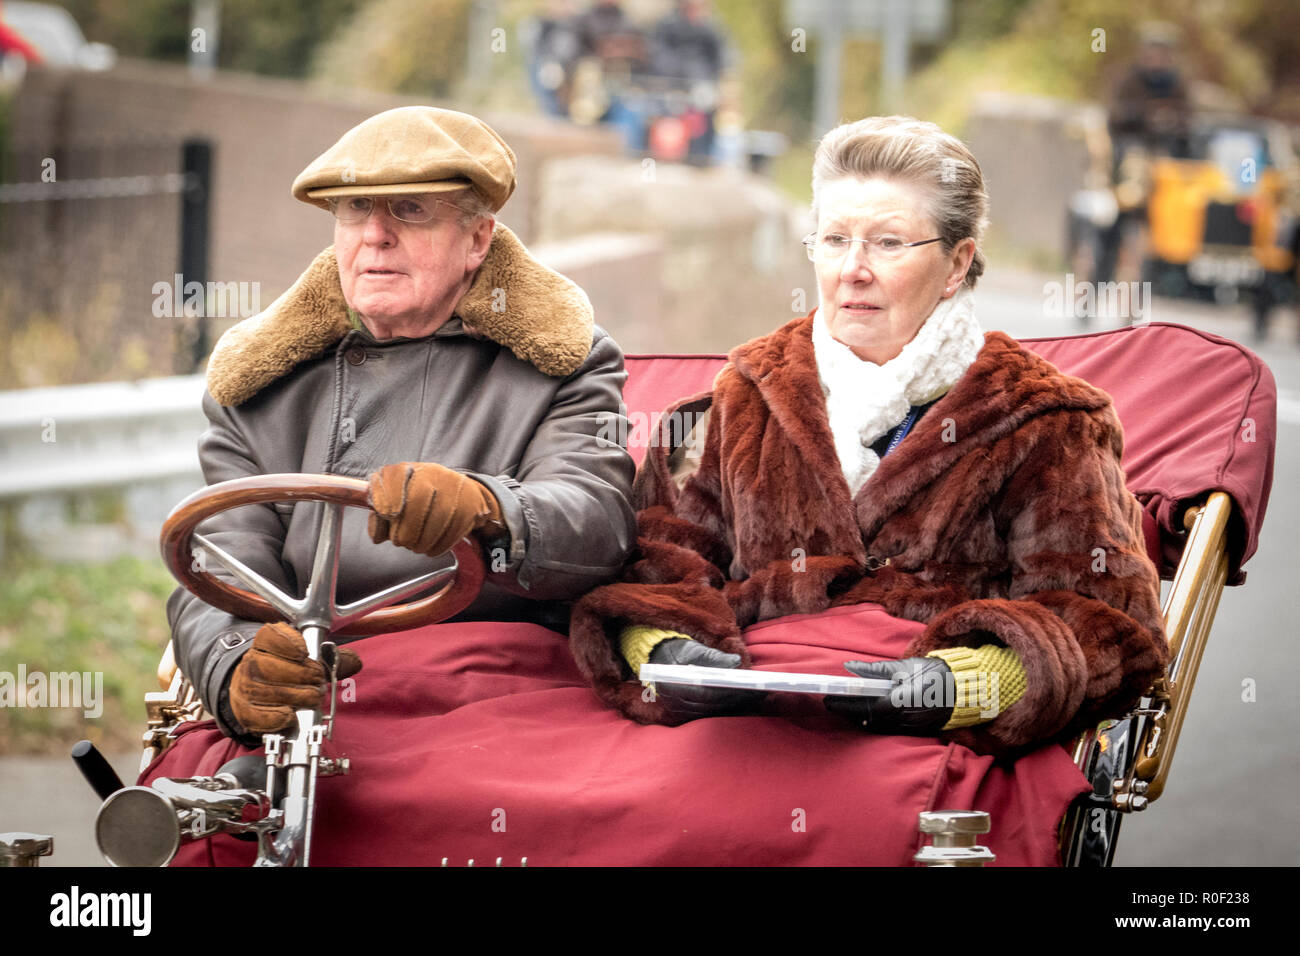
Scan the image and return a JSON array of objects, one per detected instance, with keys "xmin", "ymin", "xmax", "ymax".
[{"xmin": 160, "ymin": 474, "xmax": 486, "ymax": 637}]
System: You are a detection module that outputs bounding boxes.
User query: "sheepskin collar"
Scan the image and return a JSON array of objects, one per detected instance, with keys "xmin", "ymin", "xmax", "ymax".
[{"xmin": 206, "ymin": 223, "xmax": 594, "ymax": 407}]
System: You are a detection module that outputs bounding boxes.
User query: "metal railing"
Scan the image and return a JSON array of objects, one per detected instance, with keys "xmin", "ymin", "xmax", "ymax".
[{"xmin": 0, "ymin": 138, "xmax": 213, "ymax": 381}]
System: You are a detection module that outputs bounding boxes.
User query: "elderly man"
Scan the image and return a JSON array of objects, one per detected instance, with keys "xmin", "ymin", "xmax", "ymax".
[{"xmin": 168, "ymin": 106, "xmax": 636, "ymax": 744}]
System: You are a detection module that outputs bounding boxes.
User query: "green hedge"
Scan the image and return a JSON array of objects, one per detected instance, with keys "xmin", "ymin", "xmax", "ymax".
[{"xmin": 0, "ymin": 555, "xmax": 176, "ymax": 756}]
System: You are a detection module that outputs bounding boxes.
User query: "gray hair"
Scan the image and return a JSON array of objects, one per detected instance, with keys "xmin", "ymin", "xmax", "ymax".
[
  {"xmin": 448, "ymin": 186, "xmax": 496, "ymax": 228},
  {"xmin": 811, "ymin": 115, "xmax": 989, "ymax": 289}
]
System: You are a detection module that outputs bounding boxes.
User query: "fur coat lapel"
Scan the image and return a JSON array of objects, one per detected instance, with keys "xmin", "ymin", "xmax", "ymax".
[
  {"xmin": 853, "ymin": 323, "xmax": 1113, "ymax": 537},
  {"xmin": 716, "ymin": 312, "xmax": 1113, "ymax": 575},
  {"xmin": 205, "ymin": 223, "xmax": 593, "ymax": 407},
  {"xmin": 719, "ymin": 310, "xmax": 864, "ymax": 568}
]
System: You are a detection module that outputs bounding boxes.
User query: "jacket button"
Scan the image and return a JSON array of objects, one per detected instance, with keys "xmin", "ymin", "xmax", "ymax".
[{"xmin": 345, "ymin": 346, "xmax": 366, "ymax": 366}]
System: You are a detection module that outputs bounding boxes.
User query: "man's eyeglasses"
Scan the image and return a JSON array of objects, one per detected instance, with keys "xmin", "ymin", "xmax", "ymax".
[
  {"xmin": 802, "ymin": 233, "xmax": 944, "ymax": 263},
  {"xmin": 329, "ymin": 196, "xmax": 466, "ymax": 224}
]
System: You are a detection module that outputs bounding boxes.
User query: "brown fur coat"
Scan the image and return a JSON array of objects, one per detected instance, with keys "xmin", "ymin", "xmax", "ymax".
[{"xmin": 569, "ymin": 311, "xmax": 1169, "ymax": 759}]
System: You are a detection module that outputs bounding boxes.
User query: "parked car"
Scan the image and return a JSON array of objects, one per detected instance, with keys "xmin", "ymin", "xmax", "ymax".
[{"xmin": 0, "ymin": 1, "xmax": 116, "ymax": 71}]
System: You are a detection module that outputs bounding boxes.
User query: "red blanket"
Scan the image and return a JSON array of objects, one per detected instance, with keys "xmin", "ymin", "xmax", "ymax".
[{"xmin": 142, "ymin": 603, "xmax": 1089, "ymax": 866}]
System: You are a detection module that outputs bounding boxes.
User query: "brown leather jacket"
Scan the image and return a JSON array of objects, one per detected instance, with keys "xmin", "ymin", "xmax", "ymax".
[{"xmin": 168, "ymin": 226, "xmax": 637, "ymax": 739}]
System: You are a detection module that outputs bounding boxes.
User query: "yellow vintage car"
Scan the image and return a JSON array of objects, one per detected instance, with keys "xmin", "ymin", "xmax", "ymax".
[
  {"xmin": 1068, "ymin": 113, "xmax": 1300, "ymax": 339},
  {"xmin": 1147, "ymin": 116, "xmax": 1298, "ymax": 332}
]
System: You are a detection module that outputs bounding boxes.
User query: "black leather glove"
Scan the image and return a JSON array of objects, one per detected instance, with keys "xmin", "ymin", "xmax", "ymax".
[
  {"xmin": 824, "ymin": 657, "xmax": 954, "ymax": 735},
  {"xmin": 647, "ymin": 638, "xmax": 764, "ymax": 720}
]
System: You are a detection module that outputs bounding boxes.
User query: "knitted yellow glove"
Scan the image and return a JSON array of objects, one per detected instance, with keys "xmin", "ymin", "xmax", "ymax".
[
  {"xmin": 620, "ymin": 624, "xmax": 694, "ymax": 676},
  {"xmin": 926, "ymin": 645, "xmax": 1027, "ymax": 729}
]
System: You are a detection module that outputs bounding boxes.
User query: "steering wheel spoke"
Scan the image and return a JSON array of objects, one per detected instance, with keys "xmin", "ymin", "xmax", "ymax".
[
  {"xmin": 299, "ymin": 502, "xmax": 346, "ymax": 627},
  {"xmin": 192, "ymin": 531, "xmax": 301, "ymax": 619},
  {"xmin": 332, "ymin": 563, "xmax": 460, "ymax": 632},
  {"xmin": 162, "ymin": 474, "xmax": 485, "ymax": 637}
]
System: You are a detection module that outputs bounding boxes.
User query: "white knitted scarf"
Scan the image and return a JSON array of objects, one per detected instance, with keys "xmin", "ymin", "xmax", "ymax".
[{"xmin": 813, "ymin": 288, "xmax": 984, "ymax": 497}]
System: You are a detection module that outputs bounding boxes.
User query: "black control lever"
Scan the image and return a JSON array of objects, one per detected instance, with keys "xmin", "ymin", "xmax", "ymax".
[
  {"xmin": 217, "ymin": 753, "xmax": 269, "ymax": 791},
  {"xmin": 71, "ymin": 740, "xmax": 126, "ymax": 801},
  {"xmin": 216, "ymin": 754, "xmax": 273, "ymax": 841}
]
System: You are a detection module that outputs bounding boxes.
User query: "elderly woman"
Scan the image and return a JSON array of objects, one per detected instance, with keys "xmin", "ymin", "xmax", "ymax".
[{"xmin": 567, "ymin": 116, "xmax": 1169, "ymax": 863}]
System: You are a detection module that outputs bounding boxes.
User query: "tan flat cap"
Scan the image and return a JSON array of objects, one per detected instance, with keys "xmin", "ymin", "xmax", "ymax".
[{"xmin": 292, "ymin": 106, "xmax": 517, "ymax": 213}]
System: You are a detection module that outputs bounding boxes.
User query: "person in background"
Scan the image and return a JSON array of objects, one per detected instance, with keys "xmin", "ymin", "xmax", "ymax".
[
  {"xmin": 528, "ymin": 0, "xmax": 581, "ymax": 117},
  {"xmin": 649, "ymin": 0, "xmax": 726, "ymax": 162},
  {"xmin": 569, "ymin": 0, "xmax": 651, "ymax": 147},
  {"xmin": 1109, "ymin": 22, "xmax": 1191, "ymax": 160}
]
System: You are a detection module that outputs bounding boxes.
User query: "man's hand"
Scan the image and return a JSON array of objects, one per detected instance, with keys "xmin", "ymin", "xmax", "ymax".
[
  {"xmin": 824, "ymin": 657, "xmax": 954, "ymax": 735},
  {"xmin": 647, "ymin": 638, "xmax": 764, "ymax": 720},
  {"xmin": 366, "ymin": 462, "xmax": 506, "ymax": 557},
  {"xmin": 229, "ymin": 622, "xmax": 362, "ymax": 736}
]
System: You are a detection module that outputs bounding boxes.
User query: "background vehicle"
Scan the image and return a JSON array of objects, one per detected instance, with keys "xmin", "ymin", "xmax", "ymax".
[
  {"xmin": 1145, "ymin": 116, "xmax": 1300, "ymax": 338},
  {"xmin": 1068, "ymin": 112, "xmax": 1300, "ymax": 338},
  {"xmin": 0, "ymin": 1, "xmax": 115, "ymax": 71}
]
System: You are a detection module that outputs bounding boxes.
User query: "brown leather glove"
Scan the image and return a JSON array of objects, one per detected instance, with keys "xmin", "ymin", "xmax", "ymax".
[
  {"xmin": 228, "ymin": 622, "xmax": 363, "ymax": 736},
  {"xmin": 366, "ymin": 462, "xmax": 506, "ymax": 557}
]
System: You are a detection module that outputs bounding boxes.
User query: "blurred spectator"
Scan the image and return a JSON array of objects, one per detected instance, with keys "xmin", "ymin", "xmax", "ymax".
[
  {"xmin": 568, "ymin": 1, "xmax": 649, "ymax": 148},
  {"xmin": 529, "ymin": 0, "xmax": 581, "ymax": 117},
  {"xmin": 649, "ymin": 0, "xmax": 726, "ymax": 162},
  {"xmin": 651, "ymin": 0, "xmax": 723, "ymax": 86},
  {"xmin": 573, "ymin": 0, "xmax": 646, "ymax": 66},
  {"xmin": 1109, "ymin": 22, "xmax": 1191, "ymax": 159}
]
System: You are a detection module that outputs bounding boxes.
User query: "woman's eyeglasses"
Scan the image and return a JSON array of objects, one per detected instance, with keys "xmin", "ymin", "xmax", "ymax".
[
  {"xmin": 802, "ymin": 233, "xmax": 944, "ymax": 263},
  {"xmin": 329, "ymin": 196, "xmax": 467, "ymax": 224}
]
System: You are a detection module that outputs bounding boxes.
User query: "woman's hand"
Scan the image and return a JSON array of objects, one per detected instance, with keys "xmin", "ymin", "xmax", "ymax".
[
  {"xmin": 648, "ymin": 638, "xmax": 764, "ymax": 720},
  {"xmin": 824, "ymin": 658, "xmax": 954, "ymax": 735}
]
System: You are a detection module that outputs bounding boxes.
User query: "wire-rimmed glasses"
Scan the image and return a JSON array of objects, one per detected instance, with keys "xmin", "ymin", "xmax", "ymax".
[
  {"xmin": 329, "ymin": 196, "xmax": 467, "ymax": 224},
  {"xmin": 802, "ymin": 232, "xmax": 944, "ymax": 263}
]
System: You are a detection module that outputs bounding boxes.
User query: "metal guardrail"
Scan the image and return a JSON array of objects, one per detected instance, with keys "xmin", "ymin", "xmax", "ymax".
[
  {"xmin": 0, "ymin": 172, "xmax": 196, "ymax": 204},
  {"xmin": 0, "ymin": 375, "xmax": 206, "ymax": 499}
]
